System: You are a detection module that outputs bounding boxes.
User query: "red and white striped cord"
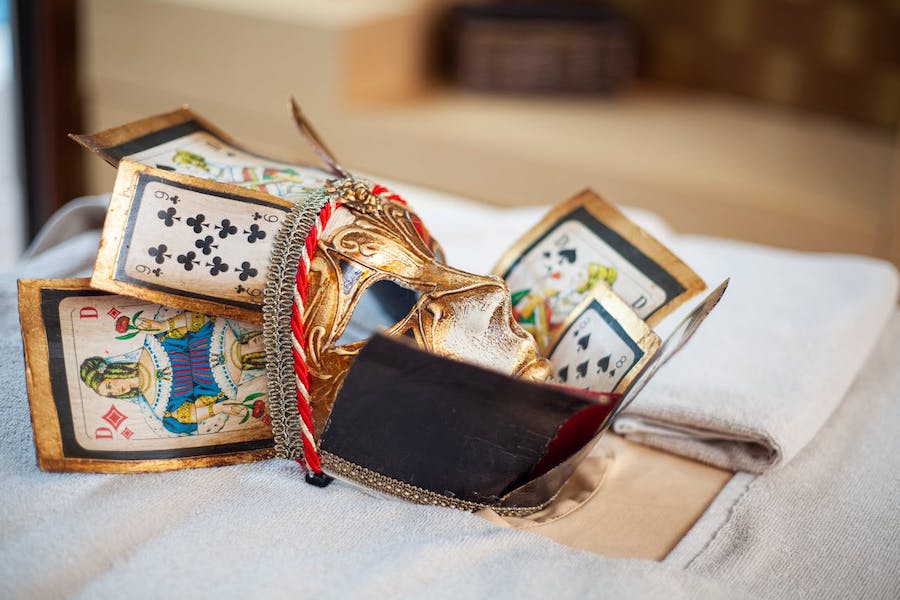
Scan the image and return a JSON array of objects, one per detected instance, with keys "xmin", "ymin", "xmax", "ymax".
[
  {"xmin": 290, "ymin": 196, "xmax": 339, "ymax": 477},
  {"xmin": 289, "ymin": 183, "xmax": 410, "ymax": 483},
  {"xmin": 371, "ymin": 184, "xmax": 404, "ymax": 205}
]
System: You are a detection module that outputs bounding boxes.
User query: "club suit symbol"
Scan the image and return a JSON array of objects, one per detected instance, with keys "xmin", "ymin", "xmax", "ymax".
[
  {"xmin": 186, "ymin": 213, "xmax": 208, "ymax": 233},
  {"xmin": 147, "ymin": 244, "xmax": 171, "ymax": 264},
  {"xmin": 176, "ymin": 251, "xmax": 200, "ymax": 271},
  {"xmin": 238, "ymin": 262, "xmax": 258, "ymax": 281},
  {"xmin": 244, "ymin": 224, "xmax": 266, "ymax": 244},
  {"xmin": 215, "ymin": 218, "xmax": 238, "ymax": 239},
  {"xmin": 195, "ymin": 235, "xmax": 218, "ymax": 255},
  {"xmin": 157, "ymin": 207, "xmax": 179, "ymax": 227},
  {"xmin": 207, "ymin": 256, "xmax": 229, "ymax": 276}
]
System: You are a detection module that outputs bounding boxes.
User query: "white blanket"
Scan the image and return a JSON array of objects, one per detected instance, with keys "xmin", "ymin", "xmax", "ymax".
[{"xmin": 3, "ymin": 191, "xmax": 898, "ymax": 598}]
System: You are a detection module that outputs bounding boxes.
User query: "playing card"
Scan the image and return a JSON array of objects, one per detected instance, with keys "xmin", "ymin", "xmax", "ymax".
[
  {"xmin": 71, "ymin": 107, "xmax": 334, "ymax": 201},
  {"xmin": 92, "ymin": 161, "xmax": 294, "ymax": 322},
  {"xmin": 18, "ymin": 278, "xmax": 274, "ymax": 473},
  {"xmin": 546, "ymin": 284, "xmax": 660, "ymax": 394},
  {"xmin": 612, "ymin": 279, "xmax": 729, "ymax": 419},
  {"xmin": 494, "ymin": 189, "xmax": 705, "ymax": 350}
]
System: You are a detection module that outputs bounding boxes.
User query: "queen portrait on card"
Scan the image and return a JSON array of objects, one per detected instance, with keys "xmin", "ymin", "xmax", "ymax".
[{"xmin": 79, "ymin": 311, "xmax": 268, "ymax": 436}]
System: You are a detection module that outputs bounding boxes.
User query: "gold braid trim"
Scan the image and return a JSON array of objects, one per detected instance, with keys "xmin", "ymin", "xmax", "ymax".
[
  {"xmin": 319, "ymin": 451, "xmax": 558, "ymax": 517},
  {"xmin": 196, "ymin": 393, "xmax": 223, "ymax": 406},
  {"xmin": 189, "ymin": 313, "xmax": 208, "ymax": 333},
  {"xmin": 166, "ymin": 317, "xmax": 185, "ymax": 339},
  {"xmin": 166, "ymin": 401, "xmax": 195, "ymax": 424}
]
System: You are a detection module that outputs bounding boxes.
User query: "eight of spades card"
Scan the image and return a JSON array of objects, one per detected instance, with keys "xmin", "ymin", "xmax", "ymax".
[
  {"xmin": 495, "ymin": 190, "xmax": 704, "ymax": 351},
  {"xmin": 546, "ymin": 284, "xmax": 661, "ymax": 395},
  {"xmin": 92, "ymin": 161, "xmax": 295, "ymax": 322},
  {"xmin": 19, "ymin": 279, "xmax": 274, "ymax": 472}
]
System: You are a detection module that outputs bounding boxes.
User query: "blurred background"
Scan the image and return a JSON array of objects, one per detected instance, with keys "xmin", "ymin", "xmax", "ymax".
[{"xmin": 5, "ymin": 0, "xmax": 899, "ymax": 268}]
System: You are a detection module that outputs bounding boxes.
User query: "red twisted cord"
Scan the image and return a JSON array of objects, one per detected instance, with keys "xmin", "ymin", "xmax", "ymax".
[
  {"xmin": 291, "ymin": 198, "xmax": 338, "ymax": 475},
  {"xmin": 291, "ymin": 184, "xmax": 414, "ymax": 479}
]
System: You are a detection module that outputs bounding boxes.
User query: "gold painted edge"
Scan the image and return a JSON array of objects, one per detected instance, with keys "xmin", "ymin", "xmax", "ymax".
[
  {"xmin": 545, "ymin": 283, "xmax": 662, "ymax": 395},
  {"xmin": 90, "ymin": 161, "xmax": 296, "ymax": 325},
  {"xmin": 17, "ymin": 278, "xmax": 275, "ymax": 473},
  {"xmin": 492, "ymin": 188, "xmax": 706, "ymax": 327},
  {"xmin": 18, "ymin": 278, "xmax": 69, "ymax": 472},
  {"xmin": 70, "ymin": 107, "xmax": 198, "ymax": 168},
  {"xmin": 69, "ymin": 105, "xmax": 328, "ymax": 173}
]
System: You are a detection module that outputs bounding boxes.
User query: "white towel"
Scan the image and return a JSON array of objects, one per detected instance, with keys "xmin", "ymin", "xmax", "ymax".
[
  {"xmin": 673, "ymin": 312, "xmax": 900, "ymax": 599},
  {"xmin": 612, "ymin": 236, "xmax": 899, "ymax": 472}
]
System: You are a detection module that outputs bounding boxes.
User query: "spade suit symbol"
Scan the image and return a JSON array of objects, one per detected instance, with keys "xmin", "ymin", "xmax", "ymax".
[
  {"xmin": 597, "ymin": 354, "xmax": 611, "ymax": 373},
  {"xmin": 558, "ymin": 248, "xmax": 577, "ymax": 264},
  {"xmin": 577, "ymin": 333, "xmax": 590, "ymax": 351},
  {"xmin": 557, "ymin": 365, "xmax": 569, "ymax": 383},
  {"xmin": 575, "ymin": 360, "xmax": 589, "ymax": 379}
]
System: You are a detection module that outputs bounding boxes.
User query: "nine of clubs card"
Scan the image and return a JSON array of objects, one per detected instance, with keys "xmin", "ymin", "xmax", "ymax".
[
  {"xmin": 93, "ymin": 161, "xmax": 294, "ymax": 322},
  {"xmin": 19, "ymin": 279, "xmax": 274, "ymax": 472}
]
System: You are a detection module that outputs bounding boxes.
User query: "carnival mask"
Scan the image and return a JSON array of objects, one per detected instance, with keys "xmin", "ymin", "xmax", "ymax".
[
  {"xmin": 300, "ymin": 179, "xmax": 553, "ymax": 432},
  {"xmin": 260, "ymin": 177, "xmax": 607, "ymax": 512}
]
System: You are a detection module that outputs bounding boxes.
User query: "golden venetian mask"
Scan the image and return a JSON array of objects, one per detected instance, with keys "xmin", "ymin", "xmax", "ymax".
[{"xmin": 301, "ymin": 179, "xmax": 553, "ymax": 432}]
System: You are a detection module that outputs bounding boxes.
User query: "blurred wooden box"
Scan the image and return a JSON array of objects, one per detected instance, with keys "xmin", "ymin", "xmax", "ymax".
[{"xmin": 452, "ymin": 4, "xmax": 634, "ymax": 93}]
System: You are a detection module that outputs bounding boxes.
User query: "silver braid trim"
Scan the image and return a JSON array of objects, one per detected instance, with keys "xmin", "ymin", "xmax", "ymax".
[{"xmin": 263, "ymin": 188, "xmax": 331, "ymax": 460}]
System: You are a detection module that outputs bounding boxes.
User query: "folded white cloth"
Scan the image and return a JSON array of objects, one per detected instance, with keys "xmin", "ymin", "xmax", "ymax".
[
  {"xmin": 15, "ymin": 194, "xmax": 109, "ymax": 279},
  {"xmin": 613, "ymin": 237, "xmax": 899, "ymax": 472}
]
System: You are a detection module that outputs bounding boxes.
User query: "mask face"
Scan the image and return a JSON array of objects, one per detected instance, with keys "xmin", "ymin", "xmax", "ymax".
[{"xmin": 303, "ymin": 180, "xmax": 552, "ymax": 431}]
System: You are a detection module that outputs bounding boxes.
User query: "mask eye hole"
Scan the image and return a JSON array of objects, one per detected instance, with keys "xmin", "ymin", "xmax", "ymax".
[{"xmin": 336, "ymin": 278, "xmax": 423, "ymax": 346}]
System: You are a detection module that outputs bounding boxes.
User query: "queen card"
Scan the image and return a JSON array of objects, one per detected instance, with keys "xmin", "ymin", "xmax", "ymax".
[{"xmin": 18, "ymin": 279, "xmax": 274, "ymax": 473}]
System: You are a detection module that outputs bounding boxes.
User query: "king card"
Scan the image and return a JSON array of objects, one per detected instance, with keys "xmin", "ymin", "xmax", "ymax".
[
  {"xmin": 71, "ymin": 107, "xmax": 335, "ymax": 201},
  {"xmin": 494, "ymin": 189, "xmax": 705, "ymax": 351},
  {"xmin": 92, "ymin": 161, "xmax": 294, "ymax": 322},
  {"xmin": 18, "ymin": 279, "xmax": 275, "ymax": 473},
  {"xmin": 546, "ymin": 284, "xmax": 660, "ymax": 395}
]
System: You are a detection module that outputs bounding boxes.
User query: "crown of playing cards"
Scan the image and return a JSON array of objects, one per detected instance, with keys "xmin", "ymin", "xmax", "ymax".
[{"xmin": 18, "ymin": 100, "xmax": 727, "ymax": 514}]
